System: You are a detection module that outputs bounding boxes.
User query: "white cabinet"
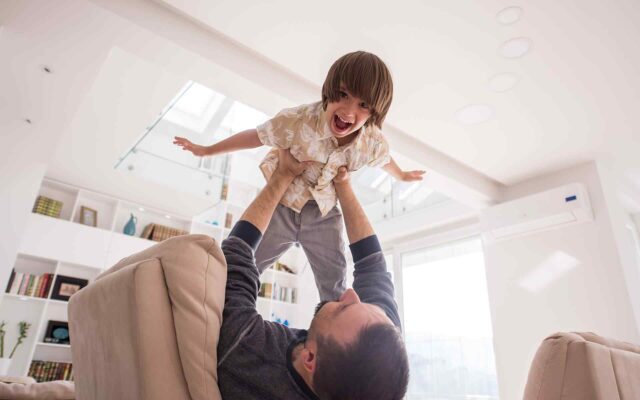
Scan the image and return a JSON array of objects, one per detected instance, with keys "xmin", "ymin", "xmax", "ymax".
[{"xmin": 19, "ymin": 215, "xmax": 111, "ymax": 269}]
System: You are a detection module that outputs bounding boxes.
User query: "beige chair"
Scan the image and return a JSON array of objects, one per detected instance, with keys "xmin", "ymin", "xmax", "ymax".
[
  {"xmin": 68, "ymin": 234, "xmax": 227, "ymax": 400},
  {"xmin": 524, "ymin": 331, "xmax": 640, "ymax": 399}
]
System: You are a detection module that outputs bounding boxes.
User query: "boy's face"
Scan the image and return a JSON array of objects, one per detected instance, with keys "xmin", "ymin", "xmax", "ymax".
[{"xmin": 325, "ymin": 85, "xmax": 372, "ymax": 139}]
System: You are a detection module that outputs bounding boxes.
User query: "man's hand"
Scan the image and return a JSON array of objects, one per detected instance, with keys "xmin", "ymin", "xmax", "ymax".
[
  {"xmin": 275, "ymin": 149, "xmax": 309, "ymax": 179},
  {"xmin": 173, "ymin": 136, "xmax": 208, "ymax": 157},
  {"xmin": 400, "ymin": 170, "xmax": 426, "ymax": 182},
  {"xmin": 238, "ymin": 149, "xmax": 309, "ymax": 234},
  {"xmin": 333, "ymin": 166, "xmax": 351, "ymax": 187}
]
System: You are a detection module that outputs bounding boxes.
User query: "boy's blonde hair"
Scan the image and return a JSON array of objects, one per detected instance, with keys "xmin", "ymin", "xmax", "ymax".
[{"xmin": 322, "ymin": 51, "xmax": 393, "ymax": 129}]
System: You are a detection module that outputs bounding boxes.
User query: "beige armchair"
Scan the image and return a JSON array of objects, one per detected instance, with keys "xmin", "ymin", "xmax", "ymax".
[
  {"xmin": 68, "ymin": 234, "xmax": 227, "ymax": 400},
  {"xmin": 524, "ymin": 331, "xmax": 640, "ymax": 399}
]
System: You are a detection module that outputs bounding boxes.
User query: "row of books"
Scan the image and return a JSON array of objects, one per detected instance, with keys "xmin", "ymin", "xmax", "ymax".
[
  {"xmin": 5, "ymin": 270, "xmax": 53, "ymax": 298},
  {"xmin": 28, "ymin": 360, "xmax": 73, "ymax": 382},
  {"xmin": 273, "ymin": 261, "xmax": 295, "ymax": 275},
  {"xmin": 32, "ymin": 196, "xmax": 63, "ymax": 219},
  {"xmin": 259, "ymin": 282, "xmax": 297, "ymax": 304},
  {"xmin": 140, "ymin": 223, "xmax": 189, "ymax": 242}
]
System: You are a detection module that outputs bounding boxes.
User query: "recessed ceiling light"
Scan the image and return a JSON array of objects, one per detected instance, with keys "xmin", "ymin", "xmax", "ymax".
[
  {"xmin": 138, "ymin": 207, "xmax": 145, "ymax": 212},
  {"xmin": 499, "ymin": 37, "xmax": 532, "ymax": 59},
  {"xmin": 488, "ymin": 72, "xmax": 520, "ymax": 92},
  {"xmin": 497, "ymin": 6, "xmax": 523, "ymax": 25},
  {"xmin": 455, "ymin": 104, "xmax": 494, "ymax": 124},
  {"xmin": 165, "ymin": 215, "xmax": 171, "ymax": 219}
]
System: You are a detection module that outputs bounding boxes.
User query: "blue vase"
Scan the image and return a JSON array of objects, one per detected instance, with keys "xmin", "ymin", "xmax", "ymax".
[{"xmin": 123, "ymin": 213, "xmax": 137, "ymax": 236}]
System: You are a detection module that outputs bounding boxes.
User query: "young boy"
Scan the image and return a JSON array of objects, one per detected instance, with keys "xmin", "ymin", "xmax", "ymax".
[{"xmin": 174, "ymin": 51, "xmax": 424, "ymax": 301}]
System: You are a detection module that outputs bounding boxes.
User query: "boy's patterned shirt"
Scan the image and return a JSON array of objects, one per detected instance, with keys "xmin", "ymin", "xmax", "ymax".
[{"xmin": 256, "ymin": 101, "xmax": 390, "ymax": 216}]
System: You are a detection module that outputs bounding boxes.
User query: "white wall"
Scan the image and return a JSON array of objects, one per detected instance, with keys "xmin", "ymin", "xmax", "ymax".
[
  {"xmin": 483, "ymin": 161, "xmax": 639, "ymax": 400},
  {"xmin": 596, "ymin": 159, "xmax": 640, "ymax": 333},
  {"xmin": 0, "ymin": 164, "xmax": 46, "ymax": 293}
]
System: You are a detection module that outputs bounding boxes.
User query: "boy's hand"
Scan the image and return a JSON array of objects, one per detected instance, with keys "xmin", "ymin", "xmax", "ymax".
[
  {"xmin": 276, "ymin": 149, "xmax": 309, "ymax": 179},
  {"xmin": 400, "ymin": 170, "xmax": 426, "ymax": 182},
  {"xmin": 333, "ymin": 167, "xmax": 351, "ymax": 187},
  {"xmin": 173, "ymin": 136, "xmax": 208, "ymax": 156}
]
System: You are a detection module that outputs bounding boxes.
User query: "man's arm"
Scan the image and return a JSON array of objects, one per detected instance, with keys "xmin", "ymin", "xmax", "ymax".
[
  {"xmin": 238, "ymin": 149, "xmax": 306, "ymax": 233},
  {"xmin": 334, "ymin": 167, "xmax": 402, "ymax": 328},
  {"xmin": 218, "ymin": 150, "xmax": 309, "ymax": 361},
  {"xmin": 333, "ymin": 167, "xmax": 374, "ymax": 244},
  {"xmin": 225, "ymin": 147, "xmax": 308, "ymax": 277}
]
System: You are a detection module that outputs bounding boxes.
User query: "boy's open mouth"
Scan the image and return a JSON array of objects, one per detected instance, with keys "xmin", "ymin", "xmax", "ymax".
[{"xmin": 333, "ymin": 114, "xmax": 353, "ymax": 133}]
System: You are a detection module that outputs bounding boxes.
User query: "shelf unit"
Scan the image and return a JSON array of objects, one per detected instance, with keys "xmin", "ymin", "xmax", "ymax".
[
  {"xmin": 256, "ymin": 245, "xmax": 308, "ymax": 328},
  {"xmin": 0, "ymin": 177, "xmax": 310, "ymax": 379},
  {"xmin": 0, "ymin": 254, "xmax": 93, "ymax": 377}
]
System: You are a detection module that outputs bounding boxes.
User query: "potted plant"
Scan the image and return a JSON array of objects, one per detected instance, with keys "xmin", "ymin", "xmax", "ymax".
[{"xmin": 0, "ymin": 321, "xmax": 31, "ymax": 375}]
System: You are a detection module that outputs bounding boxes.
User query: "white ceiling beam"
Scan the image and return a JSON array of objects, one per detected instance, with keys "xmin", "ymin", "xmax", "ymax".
[{"xmin": 91, "ymin": 0, "xmax": 504, "ymax": 208}]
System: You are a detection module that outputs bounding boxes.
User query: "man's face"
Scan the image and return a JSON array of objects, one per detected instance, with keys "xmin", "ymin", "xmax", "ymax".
[
  {"xmin": 308, "ymin": 288, "xmax": 393, "ymax": 345},
  {"xmin": 324, "ymin": 86, "xmax": 372, "ymax": 139}
]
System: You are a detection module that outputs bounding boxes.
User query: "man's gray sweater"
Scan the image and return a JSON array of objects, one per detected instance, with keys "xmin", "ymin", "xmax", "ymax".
[{"xmin": 217, "ymin": 220, "xmax": 401, "ymax": 399}]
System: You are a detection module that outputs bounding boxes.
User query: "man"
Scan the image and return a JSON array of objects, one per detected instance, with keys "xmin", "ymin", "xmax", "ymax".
[{"xmin": 217, "ymin": 149, "xmax": 409, "ymax": 399}]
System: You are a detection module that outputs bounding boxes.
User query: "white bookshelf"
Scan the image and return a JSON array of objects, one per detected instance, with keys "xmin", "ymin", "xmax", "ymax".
[
  {"xmin": 0, "ymin": 176, "xmax": 310, "ymax": 379},
  {"xmin": 256, "ymin": 245, "xmax": 309, "ymax": 328}
]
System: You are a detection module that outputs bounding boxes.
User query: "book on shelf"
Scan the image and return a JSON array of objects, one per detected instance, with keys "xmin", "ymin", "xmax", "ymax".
[
  {"xmin": 140, "ymin": 223, "xmax": 189, "ymax": 242},
  {"xmin": 26, "ymin": 275, "xmax": 35, "ymax": 296},
  {"xmin": 5, "ymin": 270, "xmax": 54, "ymax": 298},
  {"xmin": 259, "ymin": 282, "xmax": 273, "ymax": 299},
  {"xmin": 258, "ymin": 282, "xmax": 297, "ymax": 304},
  {"xmin": 224, "ymin": 212, "xmax": 233, "ymax": 229},
  {"xmin": 32, "ymin": 196, "xmax": 63, "ymax": 218},
  {"xmin": 28, "ymin": 360, "xmax": 73, "ymax": 382},
  {"xmin": 273, "ymin": 261, "xmax": 295, "ymax": 275}
]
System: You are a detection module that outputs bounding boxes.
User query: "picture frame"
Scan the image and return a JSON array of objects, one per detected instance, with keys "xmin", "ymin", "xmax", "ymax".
[
  {"xmin": 51, "ymin": 275, "xmax": 88, "ymax": 301},
  {"xmin": 79, "ymin": 206, "xmax": 97, "ymax": 227},
  {"xmin": 44, "ymin": 320, "xmax": 70, "ymax": 345}
]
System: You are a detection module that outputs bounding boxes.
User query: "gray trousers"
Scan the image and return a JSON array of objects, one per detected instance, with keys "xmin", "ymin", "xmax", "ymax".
[{"xmin": 255, "ymin": 201, "xmax": 347, "ymax": 301}]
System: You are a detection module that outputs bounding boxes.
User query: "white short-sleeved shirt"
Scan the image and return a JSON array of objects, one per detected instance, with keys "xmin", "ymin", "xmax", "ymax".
[{"xmin": 256, "ymin": 101, "xmax": 390, "ymax": 216}]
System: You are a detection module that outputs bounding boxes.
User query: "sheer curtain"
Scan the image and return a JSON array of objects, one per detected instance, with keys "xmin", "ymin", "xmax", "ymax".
[{"xmin": 401, "ymin": 237, "xmax": 499, "ymax": 399}]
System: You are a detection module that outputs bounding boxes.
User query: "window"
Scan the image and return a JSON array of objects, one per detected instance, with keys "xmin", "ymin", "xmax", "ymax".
[{"xmin": 401, "ymin": 237, "xmax": 499, "ymax": 399}]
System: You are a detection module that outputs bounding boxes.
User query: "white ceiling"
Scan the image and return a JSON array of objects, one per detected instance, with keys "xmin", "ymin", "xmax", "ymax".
[
  {"xmin": 157, "ymin": 0, "xmax": 640, "ymax": 184},
  {"xmin": 2, "ymin": 0, "xmax": 639, "ymax": 216}
]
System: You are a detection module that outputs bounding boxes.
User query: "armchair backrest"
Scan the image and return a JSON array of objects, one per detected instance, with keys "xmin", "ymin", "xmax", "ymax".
[
  {"xmin": 69, "ymin": 234, "xmax": 227, "ymax": 400},
  {"xmin": 524, "ymin": 331, "xmax": 640, "ymax": 400}
]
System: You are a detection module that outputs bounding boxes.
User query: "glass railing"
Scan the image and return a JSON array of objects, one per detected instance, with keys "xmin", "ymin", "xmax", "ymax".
[
  {"xmin": 115, "ymin": 81, "xmax": 270, "ymax": 202},
  {"xmin": 351, "ymin": 168, "xmax": 452, "ymax": 223}
]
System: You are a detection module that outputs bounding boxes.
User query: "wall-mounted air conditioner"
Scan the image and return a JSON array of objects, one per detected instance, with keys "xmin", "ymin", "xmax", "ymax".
[{"xmin": 480, "ymin": 183, "xmax": 594, "ymax": 242}]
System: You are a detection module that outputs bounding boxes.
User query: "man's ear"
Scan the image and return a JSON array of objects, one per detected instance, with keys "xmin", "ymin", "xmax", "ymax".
[{"xmin": 301, "ymin": 346, "xmax": 316, "ymax": 374}]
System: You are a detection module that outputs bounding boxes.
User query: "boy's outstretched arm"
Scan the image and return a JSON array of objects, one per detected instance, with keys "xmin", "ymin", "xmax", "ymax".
[
  {"xmin": 174, "ymin": 129, "xmax": 262, "ymax": 157},
  {"xmin": 382, "ymin": 156, "xmax": 426, "ymax": 182}
]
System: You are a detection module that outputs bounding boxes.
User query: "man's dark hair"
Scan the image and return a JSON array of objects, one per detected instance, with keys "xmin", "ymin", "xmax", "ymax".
[{"xmin": 313, "ymin": 323, "xmax": 409, "ymax": 400}]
